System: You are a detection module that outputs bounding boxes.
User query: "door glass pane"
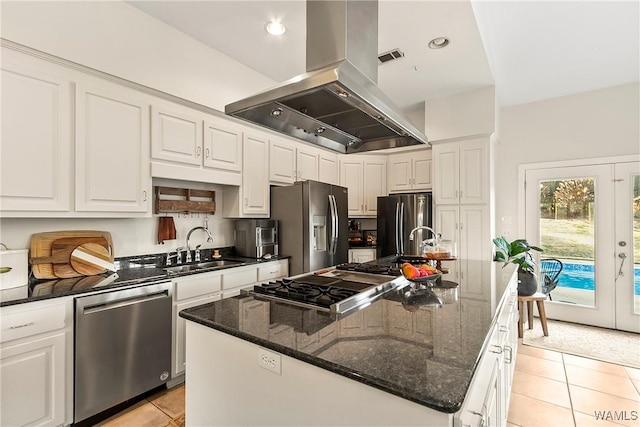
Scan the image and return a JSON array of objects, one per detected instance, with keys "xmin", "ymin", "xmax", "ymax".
[
  {"xmin": 538, "ymin": 178, "xmax": 595, "ymax": 307},
  {"xmin": 633, "ymin": 174, "xmax": 640, "ymax": 314}
]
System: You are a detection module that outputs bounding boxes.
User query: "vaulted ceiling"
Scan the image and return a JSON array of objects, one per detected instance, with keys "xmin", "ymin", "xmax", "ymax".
[{"xmin": 128, "ymin": 0, "xmax": 639, "ymax": 111}]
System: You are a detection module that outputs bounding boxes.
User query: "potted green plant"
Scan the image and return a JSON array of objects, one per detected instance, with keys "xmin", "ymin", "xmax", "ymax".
[{"xmin": 493, "ymin": 236, "xmax": 543, "ymax": 296}]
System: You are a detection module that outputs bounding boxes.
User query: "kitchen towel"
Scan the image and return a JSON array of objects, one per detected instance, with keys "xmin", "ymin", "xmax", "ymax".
[{"xmin": 158, "ymin": 216, "xmax": 176, "ymax": 244}]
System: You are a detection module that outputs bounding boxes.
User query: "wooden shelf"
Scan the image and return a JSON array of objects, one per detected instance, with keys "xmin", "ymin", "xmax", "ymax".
[{"xmin": 154, "ymin": 186, "xmax": 216, "ymax": 214}]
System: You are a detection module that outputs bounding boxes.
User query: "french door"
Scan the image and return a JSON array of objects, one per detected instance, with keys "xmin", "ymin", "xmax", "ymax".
[{"xmin": 524, "ymin": 161, "xmax": 639, "ymax": 332}]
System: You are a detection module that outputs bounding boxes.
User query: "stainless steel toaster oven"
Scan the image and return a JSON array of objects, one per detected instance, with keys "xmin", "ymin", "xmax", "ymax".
[{"xmin": 234, "ymin": 219, "xmax": 278, "ymax": 259}]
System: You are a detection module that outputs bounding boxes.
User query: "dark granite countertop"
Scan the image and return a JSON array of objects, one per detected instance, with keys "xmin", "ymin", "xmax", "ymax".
[
  {"xmin": 180, "ymin": 261, "xmax": 517, "ymax": 414},
  {"xmin": 0, "ymin": 248, "xmax": 290, "ymax": 307}
]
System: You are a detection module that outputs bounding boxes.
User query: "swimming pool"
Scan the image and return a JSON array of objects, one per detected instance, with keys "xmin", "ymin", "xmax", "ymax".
[{"xmin": 555, "ymin": 260, "xmax": 640, "ymax": 295}]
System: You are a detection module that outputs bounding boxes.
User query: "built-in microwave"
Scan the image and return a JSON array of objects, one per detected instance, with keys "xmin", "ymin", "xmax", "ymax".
[{"xmin": 234, "ymin": 219, "xmax": 278, "ymax": 259}]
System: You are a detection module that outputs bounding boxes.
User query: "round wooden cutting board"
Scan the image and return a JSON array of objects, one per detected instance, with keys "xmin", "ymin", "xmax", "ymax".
[{"xmin": 70, "ymin": 243, "xmax": 114, "ymax": 276}]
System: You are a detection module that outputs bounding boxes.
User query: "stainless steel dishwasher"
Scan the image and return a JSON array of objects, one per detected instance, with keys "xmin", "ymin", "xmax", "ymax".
[{"xmin": 74, "ymin": 280, "xmax": 172, "ymax": 424}]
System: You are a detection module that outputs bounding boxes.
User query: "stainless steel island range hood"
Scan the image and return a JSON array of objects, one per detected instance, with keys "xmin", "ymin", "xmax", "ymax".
[{"xmin": 225, "ymin": 0, "xmax": 429, "ymax": 154}]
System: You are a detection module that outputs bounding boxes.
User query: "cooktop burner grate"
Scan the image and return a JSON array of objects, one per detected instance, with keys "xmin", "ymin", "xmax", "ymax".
[
  {"xmin": 253, "ymin": 280, "xmax": 360, "ymax": 308},
  {"xmin": 335, "ymin": 262, "xmax": 401, "ymax": 276}
]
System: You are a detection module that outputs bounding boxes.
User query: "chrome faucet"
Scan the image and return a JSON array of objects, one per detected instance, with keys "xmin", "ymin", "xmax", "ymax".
[
  {"xmin": 408, "ymin": 226, "xmax": 438, "ymax": 255},
  {"xmin": 186, "ymin": 226, "xmax": 214, "ymax": 263},
  {"xmin": 408, "ymin": 226, "xmax": 437, "ymax": 241}
]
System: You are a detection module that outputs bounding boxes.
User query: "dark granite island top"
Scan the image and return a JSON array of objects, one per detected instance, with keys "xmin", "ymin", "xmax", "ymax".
[{"xmin": 180, "ymin": 261, "xmax": 518, "ymax": 418}]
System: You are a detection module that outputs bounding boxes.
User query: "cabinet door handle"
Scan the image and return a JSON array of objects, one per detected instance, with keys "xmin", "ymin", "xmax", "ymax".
[
  {"xmin": 9, "ymin": 321, "xmax": 35, "ymax": 330},
  {"xmin": 205, "ymin": 148, "xmax": 210, "ymax": 159},
  {"xmin": 197, "ymin": 146, "xmax": 202, "ymax": 157},
  {"xmin": 143, "ymin": 190, "xmax": 147, "ymax": 202},
  {"xmin": 244, "ymin": 197, "xmax": 248, "ymax": 206},
  {"xmin": 489, "ymin": 345, "xmax": 503, "ymax": 354},
  {"xmin": 505, "ymin": 345, "xmax": 513, "ymax": 364}
]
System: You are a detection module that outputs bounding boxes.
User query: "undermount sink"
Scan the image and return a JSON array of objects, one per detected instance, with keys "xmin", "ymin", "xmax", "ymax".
[
  {"xmin": 164, "ymin": 259, "xmax": 244, "ymax": 274},
  {"xmin": 195, "ymin": 260, "xmax": 243, "ymax": 269}
]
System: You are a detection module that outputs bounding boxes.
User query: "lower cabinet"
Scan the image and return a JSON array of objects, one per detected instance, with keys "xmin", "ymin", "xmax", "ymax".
[
  {"xmin": 172, "ymin": 260, "xmax": 289, "ymax": 379},
  {"xmin": 348, "ymin": 248, "xmax": 376, "ymax": 263},
  {"xmin": 455, "ymin": 270, "xmax": 518, "ymax": 427},
  {"xmin": 172, "ymin": 271, "xmax": 222, "ymax": 378},
  {"xmin": 0, "ymin": 299, "xmax": 70, "ymax": 427}
]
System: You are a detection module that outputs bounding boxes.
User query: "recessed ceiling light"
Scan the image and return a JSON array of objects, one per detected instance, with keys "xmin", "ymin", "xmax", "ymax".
[
  {"xmin": 428, "ymin": 37, "xmax": 450, "ymax": 49},
  {"xmin": 265, "ymin": 21, "xmax": 286, "ymax": 36}
]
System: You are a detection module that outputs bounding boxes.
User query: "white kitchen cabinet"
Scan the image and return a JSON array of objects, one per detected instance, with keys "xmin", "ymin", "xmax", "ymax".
[
  {"xmin": 387, "ymin": 149, "xmax": 432, "ymax": 193},
  {"xmin": 269, "ymin": 138, "xmax": 297, "ymax": 184},
  {"xmin": 172, "ymin": 271, "xmax": 222, "ymax": 378},
  {"xmin": 257, "ymin": 260, "xmax": 289, "ymax": 282},
  {"xmin": 172, "ymin": 260, "xmax": 287, "ymax": 380},
  {"xmin": 151, "ymin": 103, "xmax": 203, "ymax": 166},
  {"xmin": 269, "ymin": 138, "xmax": 321, "ymax": 185},
  {"xmin": 75, "ymin": 82, "xmax": 151, "ymax": 213},
  {"xmin": 151, "ymin": 102, "xmax": 243, "ymax": 186},
  {"xmin": 433, "ymin": 138, "xmax": 489, "ymax": 205},
  {"xmin": 435, "ymin": 204, "xmax": 491, "ymax": 301},
  {"xmin": 203, "ymin": 117, "xmax": 243, "ymax": 178},
  {"xmin": 0, "ymin": 56, "xmax": 73, "ymax": 213},
  {"xmin": 0, "ymin": 299, "xmax": 70, "ymax": 427},
  {"xmin": 223, "ymin": 132, "xmax": 270, "ymax": 218},
  {"xmin": 318, "ymin": 151, "xmax": 339, "ymax": 185},
  {"xmin": 348, "ymin": 248, "xmax": 376, "ymax": 263},
  {"xmin": 456, "ymin": 271, "xmax": 517, "ymax": 427},
  {"xmin": 340, "ymin": 156, "xmax": 387, "ymax": 217}
]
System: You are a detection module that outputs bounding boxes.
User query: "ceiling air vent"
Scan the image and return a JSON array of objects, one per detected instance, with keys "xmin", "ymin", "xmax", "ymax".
[{"xmin": 378, "ymin": 48, "xmax": 405, "ymax": 64}]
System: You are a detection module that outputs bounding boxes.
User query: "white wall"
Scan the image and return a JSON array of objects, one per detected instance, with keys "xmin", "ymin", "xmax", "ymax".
[
  {"xmin": 425, "ymin": 86, "xmax": 496, "ymax": 142},
  {"xmin": 0, "ymin": 1, "xmax": 275, "ymax": 112},
  {"xmin": 0, "ymin": 180, "xmax": 237, "ymax": 257},
  {"xmin": 0, "ymin": 1, "xmax": 276, "ymax": 256},
  {"xmin": 494, "ymin": 82, "xmax": 640, "ymax": 238}
]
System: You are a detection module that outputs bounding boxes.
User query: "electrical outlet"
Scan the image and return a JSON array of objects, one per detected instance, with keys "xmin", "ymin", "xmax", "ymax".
[{"xmin": 257, "ymin": 348, "xmax": 281, "ymax": 375}]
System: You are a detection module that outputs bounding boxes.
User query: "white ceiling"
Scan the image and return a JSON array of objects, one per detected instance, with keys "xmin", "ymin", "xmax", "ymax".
[{"xmin": 128, "ymin": 0, "xmax": 639, "ymax": 111}]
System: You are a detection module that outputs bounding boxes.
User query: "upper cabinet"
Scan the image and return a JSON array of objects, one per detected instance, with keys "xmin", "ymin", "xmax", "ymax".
[
  {"xmin": 151, "ymin": 104, "xmax": 203, "ymax": 166},
  {"xmin": 75, "ymin": 82, "xmax": 151, "ymax": 213},
  {"xmin": 150, "ymin": 102, "xmax": 242, "ymax": 186},
  {"xmin": 269, "ymin": 138, "xmax": 318, "ymax": 184},
  {"xmin": 223, "ymin": 132, "xmax": 270, "ymax": 218},
  {"xmin": 387, "ymin": 149, "xmax": 432, "ymax": 193},
  {"xmin": 432, "ymin": 138, "xmax": 489, "ymax": 205},
  {"xmin": 0, "ymin": 56, "xmax": 73, "ymax": 213},
  {"xmin": 1, "ymin": 47, "xmax": 151, "ymax": 217},
  {"xmin": 269, "ymin": 138, "xmax": 338, "ymax": 186},
  {"xmin": 318, "ymin": 151, "xmax": 339, "ymax": 185},
  {"xmin": 340, "ymin": 156, "xmax": 387, "ymax": 217}
]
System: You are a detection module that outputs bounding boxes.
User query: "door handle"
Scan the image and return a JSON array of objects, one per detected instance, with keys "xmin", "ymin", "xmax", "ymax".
[{"xmin": 617, "ymin": 252, "xmax": 627, "ymax": 278}]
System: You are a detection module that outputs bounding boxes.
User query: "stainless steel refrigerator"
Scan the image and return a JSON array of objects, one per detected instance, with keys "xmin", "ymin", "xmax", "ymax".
[
  {"xmin": 377, "ymin": 193, "xmax": 433, "ymax": 258},
  {"xmin": 270, "ymin": 180, "xmax": 348, "ymax": 276}
]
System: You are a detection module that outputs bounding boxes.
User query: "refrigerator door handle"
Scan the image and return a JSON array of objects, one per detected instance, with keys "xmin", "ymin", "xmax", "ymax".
[
  {"xmin": 399, "ymin": 202, "xmax": 405, "ymax": 255},
  {"xmin": 395, "ymin": 202, "xmax": 401, "ymax": 255},
  {"xmin": 329, "ymin": 195, "xmax": 338, "ymax": 255}
]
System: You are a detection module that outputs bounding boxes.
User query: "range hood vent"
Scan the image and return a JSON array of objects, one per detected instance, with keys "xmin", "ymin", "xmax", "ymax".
[{"xmin": 225, "ymin": 0, "xmax": 429, "ymax": 154}]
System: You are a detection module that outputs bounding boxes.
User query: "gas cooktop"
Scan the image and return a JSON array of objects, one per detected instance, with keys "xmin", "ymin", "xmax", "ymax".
[{"xmin": 245, "ymin": 270, "xmax": 401, "ymax": 314}]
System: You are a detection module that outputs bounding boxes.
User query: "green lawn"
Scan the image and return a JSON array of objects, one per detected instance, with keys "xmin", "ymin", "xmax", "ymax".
[{"xmin": 539, "ymin": 218, "xmax": 640, "ymax": 263}]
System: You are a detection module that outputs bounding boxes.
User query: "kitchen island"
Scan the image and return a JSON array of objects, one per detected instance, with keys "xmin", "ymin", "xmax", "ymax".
[{"xmin": 180, "ymin": 261, "xmax": 518, "ymax": 426}]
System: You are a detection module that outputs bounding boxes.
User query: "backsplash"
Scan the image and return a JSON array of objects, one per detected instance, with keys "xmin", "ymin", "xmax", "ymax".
[{"xmin": 0, "ymin": 214, "xmax": 235, "ymax": 258}]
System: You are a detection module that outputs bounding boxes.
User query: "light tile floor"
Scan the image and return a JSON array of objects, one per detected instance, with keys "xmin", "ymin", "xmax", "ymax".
[
  {"xmin": 96, "ymin": 384, "xmax": 185, "ymax": 427},
  {"xmin": 101, "ymin": 341, "xmax": 640, "ymax": 426},
  {"xmin": 509, "ymin": 341, "xmax": 640, "ymax": 427}
]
